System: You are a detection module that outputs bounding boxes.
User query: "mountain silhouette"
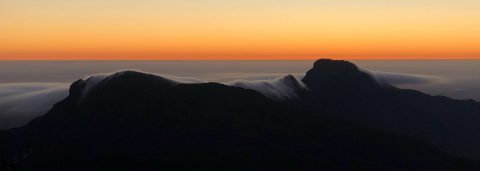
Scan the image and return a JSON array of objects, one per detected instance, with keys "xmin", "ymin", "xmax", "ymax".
[
  {"xmin": 1, "ymin": 60, "xmax": 480, "ymax": 170},
  {"xmin": 301, "ymin": 59, "xmax": 480, "ymax": 159}
]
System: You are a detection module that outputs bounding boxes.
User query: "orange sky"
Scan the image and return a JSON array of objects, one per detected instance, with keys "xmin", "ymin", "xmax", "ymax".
[{"xmin": 1, "ymin": 0, "xmax": 480, "ymax": 60}]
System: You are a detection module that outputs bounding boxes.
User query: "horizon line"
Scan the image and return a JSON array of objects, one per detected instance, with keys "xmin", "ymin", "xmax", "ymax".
[{"xmin": 0, "ymin": 58, "xmax": 479, "ymax": 62}]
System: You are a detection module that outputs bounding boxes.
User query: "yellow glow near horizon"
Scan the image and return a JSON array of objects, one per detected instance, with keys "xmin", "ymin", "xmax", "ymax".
[{"xmin": 1, "ymin": 0, "xmax": 480, "ymax": 60}]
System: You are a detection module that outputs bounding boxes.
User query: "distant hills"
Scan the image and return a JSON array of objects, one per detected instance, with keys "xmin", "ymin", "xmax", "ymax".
[{"xmin": 1, "ymin": 59, "xmax": 480, "ymax": 170}]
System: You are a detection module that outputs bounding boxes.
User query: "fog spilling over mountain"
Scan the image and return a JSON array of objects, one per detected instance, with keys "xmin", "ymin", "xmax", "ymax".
[
  {"xmin": 1, "ymin": 60, "xmax": 478, "ymax": 100},
  {"xmin": 0, "ymin": 83, "xmax": 69, "ymax": 129},
  {"xmin": 0, "ymin": 68, "xmax": 449, "ymax": 129},
  {"xmin": 1, "ymin": 59, "xmax": 480, "ymax": 170},
  {"xmin": 227, "ymin": 75, "xmax": 307, "ymax": 101}
]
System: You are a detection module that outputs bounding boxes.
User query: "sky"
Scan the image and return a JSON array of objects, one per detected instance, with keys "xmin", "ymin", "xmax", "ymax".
[{"xmin": 1, "ymin": 0, "xmax": 480, "ymax": 60}]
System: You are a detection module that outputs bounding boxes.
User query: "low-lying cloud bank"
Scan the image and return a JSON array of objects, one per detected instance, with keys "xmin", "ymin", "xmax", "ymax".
[
  {"xmin": 0, "ymin": 69, "xmax": 443, "ymax": 129},
  {"xmin": 0, "ymin": 83, "xmax": 69, "ymax": 129},
  {"xmin": 371, "ymin": 71, "xmax": 444, "ymax": 85}
]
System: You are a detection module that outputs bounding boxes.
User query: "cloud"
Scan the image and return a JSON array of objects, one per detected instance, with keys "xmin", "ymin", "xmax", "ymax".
[
  {"xmin": 78, "ymin": 70, "xmax": 206, "ymax": 97},
  {"xmin": 370, "ymin": 71, "xmax": 445, "ymax": 85},
  {"xmin": 0, "ymin": 83, "xmax": 69, "ymax": 129},
  {"xmin": 0, "ymin": 70, "xmax": 309, "ymax": 129},
  {"xmin": 204, "ymin": 73, "xmax": 305, "ymax": 82},
  {"xmin": 226, "ymin": 75, "xmax": 307, "ymax": 101},
  {"xmin": 80, "ymin": 70, "xmax": 307, "ymax": 101},
  {"xmin": 0, "ymin": 69, "xmax": 444, "ymax": 129}
]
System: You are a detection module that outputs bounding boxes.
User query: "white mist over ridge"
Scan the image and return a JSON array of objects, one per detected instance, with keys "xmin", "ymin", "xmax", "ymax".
[
  {"xmin": 0, "ymin": 69, "xmax": 448, "ymax": 129},
  {"xmin": 0, "ymin": 70, "xmax": 308, "ymax": 129},
  {"xmin": 79, "ymin": 70, "xmax": 206, "ymax": 97},
  {"xmin": 79, "ymin": 70, "xmax": 306, "ymax": 101},
  {"xmin": 227, "ymin": 75, "xmax": 307, "ymax": 101}
]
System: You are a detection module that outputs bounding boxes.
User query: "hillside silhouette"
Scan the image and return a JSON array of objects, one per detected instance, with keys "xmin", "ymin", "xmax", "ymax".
[{"xmin": 1, "ymin": 59, "xmax": 480, "ymax": 170}]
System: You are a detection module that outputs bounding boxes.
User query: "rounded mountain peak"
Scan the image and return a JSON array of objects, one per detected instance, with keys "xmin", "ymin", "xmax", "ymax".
[
  {"xmin": 302, "ymin": 59, "xmax": 381, "ymax": 93},
  {"xmin": 312, "ymin": 59, "xmax": 360, "ymax": 73}
]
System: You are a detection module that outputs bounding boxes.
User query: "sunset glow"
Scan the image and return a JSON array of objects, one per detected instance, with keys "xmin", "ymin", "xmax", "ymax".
[{"xmin": 2, "ymin": 0, "xmax": 480, "ymax": 60}]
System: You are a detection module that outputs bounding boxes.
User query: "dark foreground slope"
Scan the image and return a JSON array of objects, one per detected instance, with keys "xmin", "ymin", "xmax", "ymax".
[
  {"xmin": 1, "ymin": 71, "xmax": 478, "ymax": 170},
  {"xmin": 302, "ymin": 59, "xmax": 480, "ymax": 159}
]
